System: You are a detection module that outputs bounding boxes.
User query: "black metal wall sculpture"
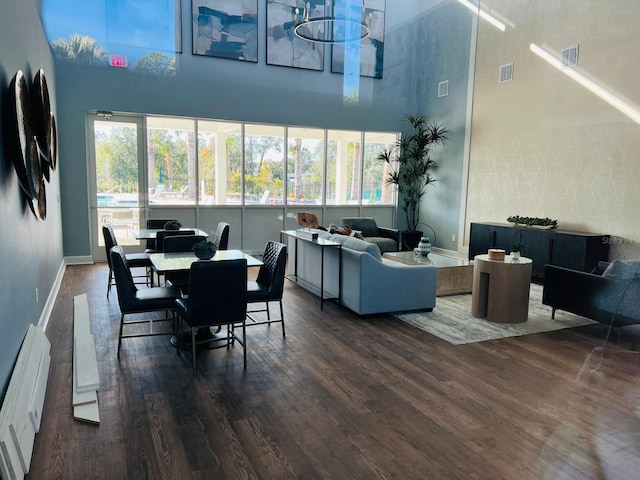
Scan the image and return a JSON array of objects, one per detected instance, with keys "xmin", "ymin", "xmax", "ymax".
[{"xmin": 5, "ymin": 68, "xmax": 57, "ymax": 221}]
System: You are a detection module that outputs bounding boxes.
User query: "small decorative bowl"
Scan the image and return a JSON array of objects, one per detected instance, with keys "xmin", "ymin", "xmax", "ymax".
[{"xmin": 194, "ymin": 249, "xmax": 215, "ymax": 260}]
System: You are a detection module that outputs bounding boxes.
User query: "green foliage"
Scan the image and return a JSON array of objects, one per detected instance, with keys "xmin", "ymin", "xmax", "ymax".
[
  {"xmin": 377, "ymin": 115, "xmax": 448, "ymax": 231},
  {"xmin": 50, "ymin": 33, "xmax": 107, "ymax": 65},
  {"xmin": 507, "ymin": 216, "xmax": 558, "ymax": 228},
  {"xmin": 135, "ymin": 52, "xmax": 175, "ymax": 76}
]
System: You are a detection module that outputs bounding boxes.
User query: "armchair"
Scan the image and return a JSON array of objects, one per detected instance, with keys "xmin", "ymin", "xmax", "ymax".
[
  {"xmin": 542, "ymin": 260, "xmax": 640, "ymax": 327},
  {"xmin": 340, "ymin": 217, "xmax": 399, "ymax": 254}
]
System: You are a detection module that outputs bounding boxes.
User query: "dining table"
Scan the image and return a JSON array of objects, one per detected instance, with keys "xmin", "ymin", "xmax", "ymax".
[
  {"xmin": 133, "ymin": 227, "xmax": 210, "ymax": 240},
  {"xmin": 148, "ymin": 249, "xmax": 263, "ymax": 350}
]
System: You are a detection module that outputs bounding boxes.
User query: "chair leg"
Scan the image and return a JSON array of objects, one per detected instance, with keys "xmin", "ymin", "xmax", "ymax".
[
  {"xmin": 279, "ymin": 300, "xmax": 286, "ymax": 337},
  {"xmin": 551, "ymin": 308, "xmax": 556, "ymax": 319},
  {"xmin": 266, "ymin": 302, "xmax": 271, "ymax": 323},
  {"xmin": 117, "ymin": 313, "xmax": 124, "ymax": 358},
  {"xmin": 242, "ymin": 321, "xmax": 247, "ymax": 370},
  {"xmin": 192, "ymin": 327, "xmax": 197, "ymax": 375},
  {"xmin": 107, "ymin": 269, "xmax": 113, "ymax": 298}
]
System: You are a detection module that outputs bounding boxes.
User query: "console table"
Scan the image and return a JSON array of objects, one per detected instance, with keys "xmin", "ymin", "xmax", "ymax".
[
  {"xmin": 280, "ymin": 230, "xmax": 341, "ymax": 310},
  {"xmin": 469, "ymin": 222, "xmax": 610, "ymax": 280}
]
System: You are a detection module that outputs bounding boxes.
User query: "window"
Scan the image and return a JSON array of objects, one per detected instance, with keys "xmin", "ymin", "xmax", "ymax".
[
  {"xmin": 147, "ymin": 117, "xmax": 196, "ymax": 205},
  {"xmin": 244, "ymin": 124, "xmax": 285, "ymax": 204},
  {"xmin": 363, "ymin": 132, "xmax": 396, "ymax": 204},
  {"xmin": 286, "ymin": 127, "xmax": 324, "ymax": 205},
  {"xmin": 196, "ymin": 120, "xmax": 242, "ymax": 205}
]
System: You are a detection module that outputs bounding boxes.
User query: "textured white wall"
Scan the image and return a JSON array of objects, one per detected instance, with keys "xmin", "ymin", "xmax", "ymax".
[{"xmin": 465, "ymin": 0, "xmax": 640, "ymax": 259}]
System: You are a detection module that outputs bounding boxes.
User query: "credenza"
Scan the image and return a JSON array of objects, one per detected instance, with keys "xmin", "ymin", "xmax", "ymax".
[{"xmin": 469, "ymin": 222, "xmax": 610, "ymax": 280}]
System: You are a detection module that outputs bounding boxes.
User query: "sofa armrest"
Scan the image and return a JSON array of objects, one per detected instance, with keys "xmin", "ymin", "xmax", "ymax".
[
  {"xmin": 542, "ymin": 264, "xmax": 621, "ymax": 323},
  {"xmin": 377, "ymin": 226, "xmax": 400, "ymax": 243}
]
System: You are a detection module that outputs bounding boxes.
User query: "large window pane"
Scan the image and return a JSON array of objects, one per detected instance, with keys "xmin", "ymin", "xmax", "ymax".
[
  {"xmin": 147, "ymin": 117, "xmax": 196, "ymax": 205},
  {"xmin": 363, "ymin": 132, "xmax": 397, "ymax": 205},
  {"xmin": 94, "ymin": 120, "xmax": 140, "ymax": 245},
  {"xmin": 244, "ymin": 124, "xmax": 285, "ymax": 205},
  {"xmin": 286, "ymin": 127, "xmax": 324, "ymax": 205},
  {"xmin": 197, "ymin": 120, "xmax": 242, "ymax": 205},
  {"xmin": 326, "ymin": 130, "xmax": 361, "ymax": 205}
]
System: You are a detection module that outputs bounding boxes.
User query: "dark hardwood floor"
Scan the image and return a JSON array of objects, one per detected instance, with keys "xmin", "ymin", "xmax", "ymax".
[{"xmin": 27, "ymin": 263, "xmax": 640, "ymax": 479}]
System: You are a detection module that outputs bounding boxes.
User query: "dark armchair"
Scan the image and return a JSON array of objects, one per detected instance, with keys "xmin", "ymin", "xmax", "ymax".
[
  {"xmin": 542, "ymin": 260, "xmax": 640, "ymax": 327},
  {"xmin": 340, "ymin": 217, "xmax": 399, "ymax": 254}
]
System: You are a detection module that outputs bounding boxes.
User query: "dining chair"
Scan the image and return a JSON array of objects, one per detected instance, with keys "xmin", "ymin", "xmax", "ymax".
[
  {"xmin": 144, "ymin": 218, "xmax": 178, "ymax": 252},
  {"xmin": 175, "ymin": 259, "xmax": 248, "ymax": 374},
  {"xmin": 213, "ymin": 221, "xmax": 230, "ymax": 250},
  {"xmin": 155, "ymin": 229, "xmax": 196, "ymax": 252},
  {"xmin": 246, "ymin": 241, "xmax": 287, "ymax": 336},
  {"xmin": 163, "ymin": 235, "xmax": 206, "ymax": 294},
  {"xmin": 103, "ymin": 223, "xmax": 152, "ymax": 298},
  {"xmin": 110, "ymin": 246, "xmax": 182, "ymax": 357}
]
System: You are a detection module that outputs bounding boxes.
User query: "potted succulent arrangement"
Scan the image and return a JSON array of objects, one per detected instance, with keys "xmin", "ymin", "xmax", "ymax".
[
  {"xmin": 164, "ymin": 219, "xmax": 182, "ymax": 231},
  {"xmin": 193, "ymin": 240, "xmax": 216, "ymax": 260},
  {"xmin": 378, "ymin": 114, "xmax": 448, "ymax": 250},
  {"xmin": 510, "ymin": 243, "xmax": 524, "ymax": 260}
]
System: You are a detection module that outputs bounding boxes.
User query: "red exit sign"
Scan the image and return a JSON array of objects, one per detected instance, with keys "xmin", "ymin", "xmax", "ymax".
[{"xmin": 109, "ymin": 55, "xmax": 128, "ymax": 68}]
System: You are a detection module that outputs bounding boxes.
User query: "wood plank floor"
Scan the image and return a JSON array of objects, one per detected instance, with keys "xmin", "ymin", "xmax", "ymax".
[{"xmin": 27, "ymin": 263, "xmax": 640, "ymax": 479}]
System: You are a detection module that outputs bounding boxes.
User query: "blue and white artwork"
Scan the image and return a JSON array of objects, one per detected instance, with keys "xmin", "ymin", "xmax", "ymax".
[{"xmin": 192, "ymin": 0, "xmax": 258, "ymax": 62}]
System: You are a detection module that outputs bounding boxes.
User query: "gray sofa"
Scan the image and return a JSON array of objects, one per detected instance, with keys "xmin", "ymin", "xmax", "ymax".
[
  {"xmin": 286, "ymin": 230, "xmax": 437, "ymax": 315},
  {"xmin": 340, "ymin": 217, "xmax": 399, "ymax": 254}
]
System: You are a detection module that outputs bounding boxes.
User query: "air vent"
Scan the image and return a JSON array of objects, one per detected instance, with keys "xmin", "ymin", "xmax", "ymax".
[
  {"xmin": 561, "ymin": 45, "xmax": 579, "ymax": 68},
  {"xmin": 438, "ymin": 80, "xmax": 449, "ymax": 97},
  {"xmin": 499, "ymin": 63, "xmax": 513, "ymax": 83}
]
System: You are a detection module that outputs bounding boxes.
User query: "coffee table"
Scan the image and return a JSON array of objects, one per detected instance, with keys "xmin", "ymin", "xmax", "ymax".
[{"xmin": 383, "ymin": 251, "xmax": 473, "ymax": 296}]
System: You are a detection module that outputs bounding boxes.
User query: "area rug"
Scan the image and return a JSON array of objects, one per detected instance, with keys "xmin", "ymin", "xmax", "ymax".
[{"xmin": 393, "ymin": 284, "xmax": 597, "ymax": 345}]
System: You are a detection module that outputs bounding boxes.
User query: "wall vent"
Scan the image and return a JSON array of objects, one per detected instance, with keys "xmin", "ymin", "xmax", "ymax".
[
  {"xmin": 437, "ymin": 80, "xmax": 449, "ymax": 97},
  {"xmin": 499, "ymin": 63, "xmax": 513, "ymax": 83},
  {"xmin": 561, "ymin": 45, "xmax": 579, "ymax": 68}
]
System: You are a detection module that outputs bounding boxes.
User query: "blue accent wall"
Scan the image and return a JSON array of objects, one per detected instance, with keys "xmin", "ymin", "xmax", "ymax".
[{"xmin": 0, "ymin": 0, "xmax": 63, "ymax": 400}]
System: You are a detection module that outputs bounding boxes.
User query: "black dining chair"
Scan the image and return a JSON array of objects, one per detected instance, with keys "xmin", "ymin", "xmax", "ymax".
[
  {"xmin": 246, "ymin": 241, "xmax": 287, "ymax": 336},
  {"xmin": 110, "ymin": 246, "xmax": 182, "ymax": 357},
  {"xmin": 155, "ymin": 229, "xmax": 196, "ymax": 252},
  {"xmin": 103, "ymin": 223, "xmax": 152, "ymax": 298},
  {"xmin": 213, "ymin": 221, "xmax": 230, "ymax": 250},
  {"xmin": 163, "ymin": 235, "xmax": 206, "ymax": 295},
  {"xmin": 175, "ymin": 259, "xmax": 248, "ymax": 374},
  {"xmin": 144, "ymin": 218, "xmax": 178, "ymax": 253}
]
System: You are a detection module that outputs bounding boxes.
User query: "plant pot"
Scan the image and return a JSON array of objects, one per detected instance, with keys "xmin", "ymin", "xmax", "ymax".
[{"xmin": 401, "ymin": 231, "xmax": 423, "ymax": 251}]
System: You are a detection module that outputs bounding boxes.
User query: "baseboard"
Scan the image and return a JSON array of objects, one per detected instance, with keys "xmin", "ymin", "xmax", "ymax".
[
  {"xmin": 64, "ymin": 256, "xmax": 94, "ymax": 266},
  {"xmin": 38, "ymin": 260, "xmax": 66, "ymax": 333}
]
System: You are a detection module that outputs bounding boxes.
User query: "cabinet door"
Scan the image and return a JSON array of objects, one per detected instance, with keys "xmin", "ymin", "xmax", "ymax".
[
  {"xmin": 469, "ymin": 223, "xmax": 494, "ymax": 260},
  {"xmin": 519, "ymin": 229, "xmax": 551, "ymax": 278},
  {"xmin": 493, "ymin": 225, "xmax": 519, "ymax": 253}
]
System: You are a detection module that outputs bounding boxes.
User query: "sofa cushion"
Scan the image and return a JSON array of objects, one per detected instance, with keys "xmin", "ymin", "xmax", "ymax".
[
  {"xmin": 328, "ymin": 233, "xmax": 382, "ymax": 261},
  {"xmin": 341, "ymin": 217, "xmax": 378, "ymax": 237},
  {"xmin": 365, "ymin": 237, "xmax": 397, "ymax": 254}
]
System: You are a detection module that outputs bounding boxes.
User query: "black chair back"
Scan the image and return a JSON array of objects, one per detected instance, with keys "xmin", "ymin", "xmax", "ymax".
[
  {"xmin": 186, "ymin": 259, "xmax": 247, "ymax": 328},
  {"xmin": 103, "ymin": 224, "xmax": 118, "ymax": 269},
  {"xmin": 213, "ymin": 222, "xmax": 230, "ymax": 250},
  {"xmin": 163, "ymin": 235, "xmax": 206, "ymax": 253},
  {"xmin": 145, "ymin": 219, "xmax": 178, "ymax": 250},
  {"xmin": 256, "ymin": 241, "xmax": 287, "ymax": 298},
  {"xmin": 110, "ymin": 245, "xmax": 139, "ymax": 311},
  {"xmin": 156, "ymin": 230, "xmax": 196, "ymax": 252}
]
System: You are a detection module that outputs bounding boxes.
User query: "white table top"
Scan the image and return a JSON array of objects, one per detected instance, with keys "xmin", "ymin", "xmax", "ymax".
[{"xmin": 149, "ymin": 250, "xmax": 262, "ymax": 273}]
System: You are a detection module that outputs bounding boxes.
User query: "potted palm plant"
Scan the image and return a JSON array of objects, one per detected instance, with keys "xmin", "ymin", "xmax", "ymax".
[{"xmin": 378, "ymin": 114, "xmax": 448, "ymax": 250}]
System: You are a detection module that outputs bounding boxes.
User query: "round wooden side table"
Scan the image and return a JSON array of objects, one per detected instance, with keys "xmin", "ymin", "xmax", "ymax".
[{"xmin": 471, "ymin": 254, "xmax": 533, "ymax": 323}]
